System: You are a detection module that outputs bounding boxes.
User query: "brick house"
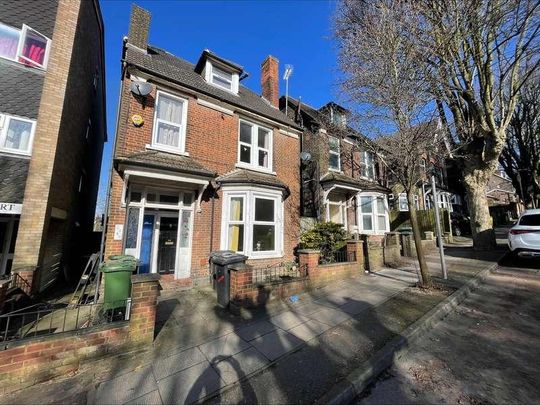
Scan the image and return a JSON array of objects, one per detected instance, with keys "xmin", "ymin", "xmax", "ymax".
[
  {"xmin": 0, "ymin": 0, "xmax": 106, "ymax": 292},
  {"xmin": 104, "ymin": 6, "xmax": 302, "ymax": 288},
  {"xmin": 487, "ymin": 170, "xmax": 523, "ymax": 225},
  {"xmin": 279, "ymin": 98, "xmax": 391, "ymax": 238}
]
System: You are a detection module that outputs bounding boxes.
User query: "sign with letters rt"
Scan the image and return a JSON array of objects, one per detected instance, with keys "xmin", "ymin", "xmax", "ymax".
[{"xmin": 0, "ymin": 203, "xmax": 22, "ymax": 215}]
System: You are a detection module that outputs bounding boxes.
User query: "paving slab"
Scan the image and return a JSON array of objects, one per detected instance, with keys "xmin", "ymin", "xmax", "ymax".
[
  {"xmin": 157, "ymin": 361, "xmax": 223, "ymax": 405},
  {"xmin": 310, "ymin": 306, "xmax": 352, "ymax": 326},
  {"xmin": 287, "ymin": 319, "xmax": 332, "ymax": 342},
  {"xmin": 268, "ymin": 311, "xmax": 310, "ymax": 330},
  {"xmin": 289, "ymin": 301, "xmax": 328, "ymax": 316},
  {"xmin": 152, "ymin": 347, "xmax": 207, "ymax": 381},
  {"xmin": 212, "ymin": 347, "xmax": 270, "ymax": 384},
  {"xmin": 249, "ymin": 328, "xmax": 305, "ymax": 361},
  {"xmin": 199, "ymin": 332, "xmax": 251, "ymax": 361},
  {"xmin": 339, "ymin": 299, "xmax": 373, "ymax": 315},
  {"xmin": 125, "ymin": 389, "xmax": 163, "ymax": 405},
  {"xmin": 234, "ymin": 320, "xmax": 277, "ymax": 341},
  {"xmin": 93, "ymin": 366, "xmax": 157, "ymax": 405}
]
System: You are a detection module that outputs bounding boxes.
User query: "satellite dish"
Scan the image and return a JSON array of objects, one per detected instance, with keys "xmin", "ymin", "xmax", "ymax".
[
  {"xmin": 130, "ymin": 81, "xmax": 152, "ymax": 97},
  {"xmin": 300, "ymin": 151, "xmax": 312, "ymax": 162}
]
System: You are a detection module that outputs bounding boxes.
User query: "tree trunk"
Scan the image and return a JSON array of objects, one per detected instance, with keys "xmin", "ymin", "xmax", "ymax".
[
  {"xmin": 463, "ymin": 168, "xmax": 497, "ymax": 250},
  {"xmin": 408, "ymin": 192, "xmax": 431, "ymax": 287}
]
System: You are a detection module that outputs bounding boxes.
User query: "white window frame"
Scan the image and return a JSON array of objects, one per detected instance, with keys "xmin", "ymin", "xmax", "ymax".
[
  {"xmin": 0, "ymin": 23, "xmax": 51, "ymax": 70},
  {"xmin": 151, "ymin": 90, "xmax": 188, "ymax": 155},
  {"xmin": 398, "ymin": 193, "xmax": 419, "ymax": 212},
  {"xmin": 0, "ymin": 113, "xmax": 36, "ymax": 156},
  {"xmin": 360, "ymin": 151, "xmax": 376, "ymax": 180},
  {"xmin": 221, "ymin": 187, "xmax": 284, "ymax": 259},
  {"xmin": 328, "ymin": 136, "xmax": 341, "ymax": 171},
  {"xmin": 204, "ymin": 60, "xmax": 239, "ymax": 94},
  {"xmin": 357, "ymin": 193, "xmax": 389, "ymax": 235},
  {"xmin": 325, "ymin": 197, "xmax": 347, "ymax": 229},
  {"xmin": 17, "ymin": 24, "xmax": 51, "ymax": 69},
  {"xmin": 237, "ymin": 119, "xmax": 273, "ymax": 172}
]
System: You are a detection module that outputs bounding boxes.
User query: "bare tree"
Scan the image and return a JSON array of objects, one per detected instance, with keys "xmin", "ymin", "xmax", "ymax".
[
  {"xmin": 499, "ymin": 78, "xmax": 540, "ymax": 207},
  {"xmin": 335, "ymin": 0, "xmax": 540, "ymax": 249},
  {"xmin": 335, "ymin": 1, "xmax": 443, "ymax": 286}
]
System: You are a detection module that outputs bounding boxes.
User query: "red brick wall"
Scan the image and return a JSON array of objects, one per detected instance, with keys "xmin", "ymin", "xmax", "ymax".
[
  {"xmin": 0, "ymin": 273, "xmax": 159, "ymax": 395},
  {"xmin": 106, "ymin": 73, "xmax": 300, "ymax": 285}
]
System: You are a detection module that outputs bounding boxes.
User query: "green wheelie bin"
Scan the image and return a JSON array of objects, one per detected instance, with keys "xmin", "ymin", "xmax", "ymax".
[{"xmin": 100, "ymin": 256, "xmax": 136, "ymax": 310}]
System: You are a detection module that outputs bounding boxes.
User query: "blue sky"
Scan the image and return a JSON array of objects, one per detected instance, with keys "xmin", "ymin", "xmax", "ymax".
[{"xmin": 96, "ymin": 0, "xmax": 339, "ymax": 215}]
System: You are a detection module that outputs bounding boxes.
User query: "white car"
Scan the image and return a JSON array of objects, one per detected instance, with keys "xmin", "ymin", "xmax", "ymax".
[{"xmin": 508, "ymin": 209, "xmax": 540, "ymax": 257}]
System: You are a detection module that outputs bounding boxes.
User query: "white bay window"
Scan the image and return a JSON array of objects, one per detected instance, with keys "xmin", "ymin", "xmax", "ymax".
[
  {"xmin": 152, "ymin": 90, "xmax": 188, "ymax": 154},
  {"xmin": 222, "ymin": 188, "xmax": 283, "ymax": 258},
  {"xmin": 357, "ymin": 193, "xmax": 389, "ymax": 235}
]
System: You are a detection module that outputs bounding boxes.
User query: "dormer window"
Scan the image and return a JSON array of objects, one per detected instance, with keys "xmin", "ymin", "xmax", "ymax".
[
  {"xmin": 204, "ymin": 60, "xmax": 239, "ymax": 94},
  {"xmin": 211, "ymin": 64, "xmax": 233, "ymax": 91}
]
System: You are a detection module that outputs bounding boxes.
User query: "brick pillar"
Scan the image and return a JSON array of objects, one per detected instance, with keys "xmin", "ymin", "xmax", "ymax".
[
  {"xmin": 298, "ymin": 249, "xmax": 320, "ymax": 276},
  {"xmin": 347, "ymin": 240, "xmax": 365, "ymax": 269},
  {"xmin": 129, "ymin": 273, "xmax": 160, "ymax": 345},
  {"xmin": 366, "ymin": 243, "xmax": 385, "ymax": 271},
  {"xmin": 12, "ymin": 0, "xmax": 82, "ymax": 291},
  {"xmin": 229, "ymin": 263, "xmax": 253, "ymax": 304},
  {"xmin": 385, "ymin": 232, "xmax": 400, "ymax": 246},
  {"xmin": 424, "ymin": 231, "xmax": 434, "ymax": 241}
]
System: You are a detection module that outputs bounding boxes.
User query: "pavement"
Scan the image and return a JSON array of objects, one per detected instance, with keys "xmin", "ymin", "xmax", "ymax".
[
  {"xmin": 1, "ymin": 243, "xmax": 501, "ymax": 405},
  {"xmin": 355, "ymin": 263, "xmax": 540, "ymax": 404}
]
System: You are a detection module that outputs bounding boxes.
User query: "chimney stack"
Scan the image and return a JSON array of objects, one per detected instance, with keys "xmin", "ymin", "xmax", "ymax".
[
  {"xmin": 128, "ymin": 5, "xmax": 151, "ymax": 51},
  {"xmin": 261, "ymin": 56, "xmax": 279, "ymax": 108}
]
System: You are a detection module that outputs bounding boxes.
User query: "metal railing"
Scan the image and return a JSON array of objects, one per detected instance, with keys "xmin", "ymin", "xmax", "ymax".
[
  {"xmin": 0, "ymin": 299, "xmax": 131, "ymax": 343},
  {"xmin": 251, "ymin": 263, "xmax": 308, "ymax": 285},
  {"xmin": 319, "ymin": 250, "xmax": 357, "ymax": 265},
  {"xmin": 9, "ymin": 273, "xmax": 32, "ymax": 295}
]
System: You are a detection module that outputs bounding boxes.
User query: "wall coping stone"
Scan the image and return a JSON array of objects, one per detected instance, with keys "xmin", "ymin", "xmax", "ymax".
[
  {"xmin": 297, "ymin": 249, "xmax": 321, "ymax": 254},
  {"xmin": 229, "ymin": 263, "xmax": 253, "ymax": 272},
  {"xmin": 347, "ymin": 240, "xmax": 364, "ymax": 244},
  {"xmin": 131, "ymin": 273, "xmax": 160, "ymax": 284},
  {"xmin": 2, "ymin": 321, "xmax": 130, "ymax": 350}
]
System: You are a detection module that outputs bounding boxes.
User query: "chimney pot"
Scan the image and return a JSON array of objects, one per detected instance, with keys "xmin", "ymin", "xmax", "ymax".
[
  {"xmin": 128, "ymin": 5, "xmax": 151, "ymax": 51},
  {"xmin": 261, "ymin": 56, "xmax": 279, "ymax": 108}
]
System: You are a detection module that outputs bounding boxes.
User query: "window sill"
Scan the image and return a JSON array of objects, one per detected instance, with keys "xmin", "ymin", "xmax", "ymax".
[
  {"xmin": 0, "ymin": 149, "xmax": 31, "ymax": 158},
  {"xmin": 248, "ymin": 252, "xmax": 284, "ymax": 260},
  {"xmin": 235, "ymin": 163, "xmax": 276, "ymax": 176},
  {"xmin": 328, "ymin": 168, "xmax": 342, "ymax": 173},
  {"xmin": 146, "ymin": 144, "xmax": 189, "ymax": 156}
]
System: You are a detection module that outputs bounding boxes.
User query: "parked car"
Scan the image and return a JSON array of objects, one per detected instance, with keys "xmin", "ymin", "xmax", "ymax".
[
  {"xmin": 508, "ymin": 209, "xmax": 540, "ymax": 257},
  {"xmin": 450, "ymin": 212, "xmax": 471, "ymax": 236}
]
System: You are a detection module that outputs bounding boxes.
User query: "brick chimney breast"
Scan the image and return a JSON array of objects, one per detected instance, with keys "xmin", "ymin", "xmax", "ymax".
[
  {"xmin": 261, "ymin": 55, "xmax": 279, "ymax": 108},
  {"xmin": 128, "ymin": 5, "xmax": 151, "ymax": 51}
]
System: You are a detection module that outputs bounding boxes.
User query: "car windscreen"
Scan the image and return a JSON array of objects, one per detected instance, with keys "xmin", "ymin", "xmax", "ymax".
[{"xmin": 519, "ymin": 214, "xmax": 540, "ymax": 226}]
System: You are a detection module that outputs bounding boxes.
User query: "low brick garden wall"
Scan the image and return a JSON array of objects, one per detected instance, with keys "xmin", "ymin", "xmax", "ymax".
[{"xmin": 0, "ymin": 273, "xmax": 160, "ymax": 396}]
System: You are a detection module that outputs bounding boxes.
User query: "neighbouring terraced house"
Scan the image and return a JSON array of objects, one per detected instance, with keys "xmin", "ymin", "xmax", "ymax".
[
  {"xmin": 280, "ymin": 97, "xmax": 391, "ymax": 240},
  {"xmin": 0, "ymin": 0, "xmax": 106, "ymax": 293},
  {"xmin": 104, "ymin": 5, "xmax": 302, "ymax": 288}
]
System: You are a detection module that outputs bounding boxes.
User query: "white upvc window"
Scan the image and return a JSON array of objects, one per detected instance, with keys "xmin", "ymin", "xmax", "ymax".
[
  {"xmin": 0, "ymin": 113, "xmax": 36, "ymax": 156},
  {"xmin": 221, "ymin": 188, "xmax": 283, "ymax": 258},
  {"xmin": 328, "ymin": 136, "xmax": 341, "ymax": 171},
  {"xmin": 398, "ymin": 193, "xmax": 419, "ymax": 211},
  {"xmin": 0, "ymin": 22, "xmax": 51, "ymax": 69},
  {"xmin": 237, "ymin": 119, "xmax": 273, "ymax": 171},
  {"xmin": 360, "ymin": 151, "xmax": 376, "ymax": 180},
  {"xmin": 151, "ymin": 90, "xmax": 188, "ymax": 154},
  {"xmin": 357, "ymin": 193, "xmax": 389, "ymax": 235},
  {"xmin": 205, "ymin": 60, "xmax": 239, "ymax": 94}
]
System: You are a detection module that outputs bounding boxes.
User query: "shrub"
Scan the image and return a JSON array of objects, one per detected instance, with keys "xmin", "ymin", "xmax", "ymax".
[{"xmin": 299, "ymin": 222, "xmax": 348, "ymax": 259}]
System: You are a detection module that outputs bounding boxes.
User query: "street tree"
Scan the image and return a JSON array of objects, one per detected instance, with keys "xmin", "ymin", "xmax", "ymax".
[
  {"xmin": 335, "ymin": 0, "xmax": 444, "ymax": 286},
  {"xmin": 499, "ymin": 78, "xmax": 540, "ymax": 207},
  {"xmin": 335, "ymin": 0, "xmax": 540, "ymax": 249}
]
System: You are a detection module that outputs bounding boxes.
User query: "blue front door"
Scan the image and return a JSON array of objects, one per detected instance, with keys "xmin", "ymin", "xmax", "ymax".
[{"xmin": 139, "ymin": 214, "xmax": 155, "ymax": 274}]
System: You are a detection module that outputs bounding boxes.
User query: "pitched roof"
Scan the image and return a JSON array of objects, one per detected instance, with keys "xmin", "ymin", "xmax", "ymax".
[
  {"xmin": 114, "ymin": 150, "xmax": 215, "ymax": 178},
  {"xmin": 216, "ymin": 169, "xmax": 290, "ymax": 194},
  {"xmin": 320, "ymin": 171, "xmax": 390, "ymax": 193},
  {"xmin": 124, "ymin": 46, "xmax": 302, "ymax": 131}
]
